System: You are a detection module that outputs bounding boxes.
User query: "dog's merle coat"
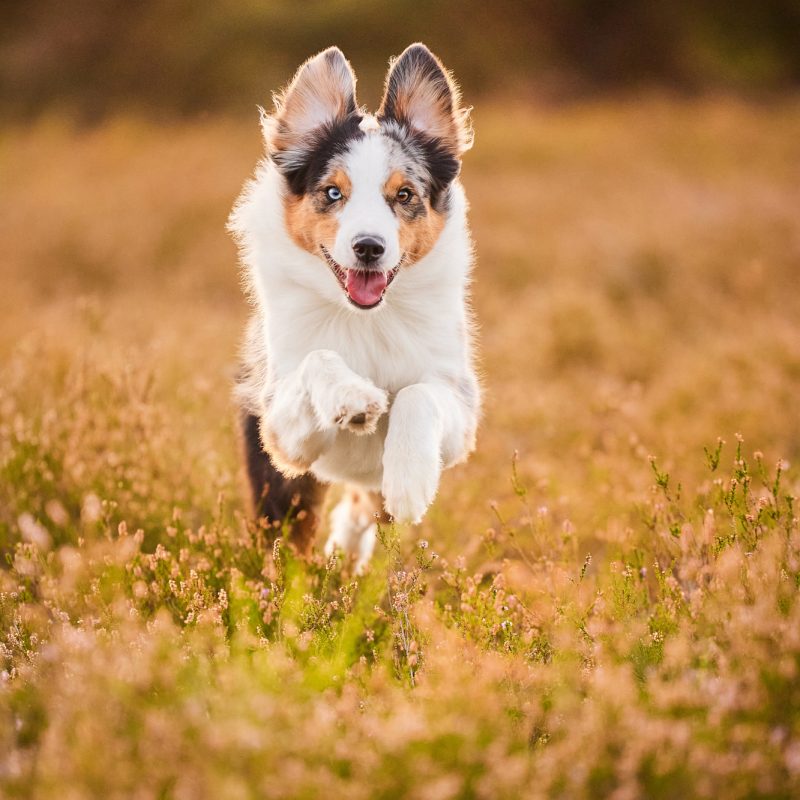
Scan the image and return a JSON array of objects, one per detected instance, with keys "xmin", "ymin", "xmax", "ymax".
[{"xmin": 231, "ymin": 44, "xmax": 479, "ymax": 567}]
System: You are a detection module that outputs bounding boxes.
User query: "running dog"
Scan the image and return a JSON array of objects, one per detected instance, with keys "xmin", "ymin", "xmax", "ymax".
[{"xmin": 229, "ymin": 43, "xmax": 480, "ymax": 569}]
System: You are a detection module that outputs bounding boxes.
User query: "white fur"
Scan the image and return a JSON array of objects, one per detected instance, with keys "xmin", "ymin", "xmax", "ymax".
[
  {"xmin": 325, "ymin": 490, "xmax": 379, "ymax": 573},
  {"xmin": 332, "ymin": 137, "xmax": 402, "ymax": 270},
  {"xmin": 229, "ymin": 132, "xmax": 480, "ymax": 538}
]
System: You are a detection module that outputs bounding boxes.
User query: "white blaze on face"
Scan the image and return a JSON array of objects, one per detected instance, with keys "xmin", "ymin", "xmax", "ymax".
[{"xmin": 332, "ymin": 135, "xmax": 401, "ymax": 271}]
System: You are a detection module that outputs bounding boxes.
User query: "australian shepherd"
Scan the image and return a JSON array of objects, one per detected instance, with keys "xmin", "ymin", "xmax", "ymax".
[{"xmin": 229, "ymin": 44, "xmax": 480, "ymax": 569}]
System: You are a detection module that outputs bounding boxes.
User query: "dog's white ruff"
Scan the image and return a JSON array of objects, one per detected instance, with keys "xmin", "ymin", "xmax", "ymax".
[{"xmin": 230, "ymin": 145, "xmax": 479, "ymax": 546}]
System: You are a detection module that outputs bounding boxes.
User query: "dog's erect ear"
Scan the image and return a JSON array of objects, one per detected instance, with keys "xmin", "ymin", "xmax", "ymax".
[
  {"xmin": 379, "ymin": 44, "xmax": 472, "ymax": 155},
  {"xmin": 265, "ymin": 47, "xmax": 358, "ymax": 156}
]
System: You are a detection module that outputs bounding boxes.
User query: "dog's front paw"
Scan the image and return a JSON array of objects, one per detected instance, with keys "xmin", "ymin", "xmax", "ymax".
[
  {"xmin": 382, "ymin": 446, "xmax": 441, "ymax": 524},
  {"xmin": 317, "ymin": 378, "xmax": 388, "ymax": 435}
]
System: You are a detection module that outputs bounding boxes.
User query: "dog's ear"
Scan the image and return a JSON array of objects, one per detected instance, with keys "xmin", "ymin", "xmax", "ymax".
[
  {"xmin": 379, "ymin": 44, "xmax": 472, "ymax": 155},
  {"xmin": 265, "ymin": 47, "xmax": 358, "ymax": 158}
]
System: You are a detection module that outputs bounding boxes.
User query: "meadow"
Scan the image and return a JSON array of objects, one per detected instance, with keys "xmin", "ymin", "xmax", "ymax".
[{"xmin": 1, "ymin": 97, "xmax": 800, "ymax": 798}]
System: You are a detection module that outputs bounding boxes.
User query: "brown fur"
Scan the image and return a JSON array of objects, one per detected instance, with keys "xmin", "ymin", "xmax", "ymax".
[
  {"xmin": 400, "ymin": 207, "xmax": 446, "ymax": 263},
  {"xmin": 384, "ymin": 170, "xmax": 447, "ymax": 263},
  {"xmin": 284, "ymin": 169, "xmax": 351, "ymax": 255},
  {"xmin": 329, "ymin": 169, "xmax": 352, "ymax": 198},
  {"xmin": 290, "ymin": 499, "xmax": 325, "ymax": 555},
  {"xmin": 349, "ymin": 487, "xmax": 391, "ymax": 526},
  {"xmin": 284, "ymin": 193, "xmax": 338, "ymax": 255}
]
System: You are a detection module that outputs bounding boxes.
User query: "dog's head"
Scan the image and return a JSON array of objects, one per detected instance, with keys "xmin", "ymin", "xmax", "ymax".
[{"xmin": 262, "ymin": 44, "xmax": 471, "ymax": 310}]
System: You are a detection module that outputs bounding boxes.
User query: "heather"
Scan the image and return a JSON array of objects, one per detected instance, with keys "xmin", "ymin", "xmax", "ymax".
[{"xmin": 2, "ymin": 99, "xmax": 800, "ymax": 798}]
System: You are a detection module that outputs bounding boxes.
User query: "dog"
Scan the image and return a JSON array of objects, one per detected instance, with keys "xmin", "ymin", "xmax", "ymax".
[{"xmin": 229, "ymin": 43, "xmax": 480, "ymax": 569}]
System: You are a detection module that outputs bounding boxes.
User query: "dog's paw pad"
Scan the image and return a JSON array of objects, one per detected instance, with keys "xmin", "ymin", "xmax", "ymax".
[{"xmin": 332, "ymin": 386, "xmax": 387, "ymax": 434}]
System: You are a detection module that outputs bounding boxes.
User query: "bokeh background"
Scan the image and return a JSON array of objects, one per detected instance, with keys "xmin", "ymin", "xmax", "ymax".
[
  {"xmin": 4, "ymin": 0, "xmax": 800, "ymax": 119},
  {"xmin": 2, "ymin": 0, "xmax": 798, "ymax": 534},
  {"xmin": 2, "ymin": 4, "xmax": 800, "ymax": 797}
]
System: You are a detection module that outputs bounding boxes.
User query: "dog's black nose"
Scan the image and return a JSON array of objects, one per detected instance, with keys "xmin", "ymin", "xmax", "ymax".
[{"xmin": 352, "ymin": 236, "xmax": 385, "ymax": 265}]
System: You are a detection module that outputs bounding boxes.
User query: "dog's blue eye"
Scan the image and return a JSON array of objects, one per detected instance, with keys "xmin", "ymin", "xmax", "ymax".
[
  {"xmin": 325, "ymin": 186, "xmax": 343, "ymax": 202},
  {"xmin": 396, "ymin": 187, "xmax": 413, "ymax": 204}
]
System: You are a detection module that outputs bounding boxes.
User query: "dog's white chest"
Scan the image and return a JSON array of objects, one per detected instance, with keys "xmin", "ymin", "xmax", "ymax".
[{"xmin": 311, "ymin": 420, "xmax": 389, "ymax": 490}]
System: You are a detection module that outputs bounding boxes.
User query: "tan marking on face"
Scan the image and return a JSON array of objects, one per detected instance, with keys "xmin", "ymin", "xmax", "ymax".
[
  {"xmin": 330, "ymin": 169, "xmax": 352, "ymax": 198},
  {"xmin": 384, "ymin": 170, "xmax": 446, "ymax": 264},
  {"xmin": 400, "ymin": 206, "xmax": 446, "ymax": 263},
  {"xmin": 283, "ymin": 169, "xmax": 350, "ymax": 255},
  {"xmin": 384, "ymin": 170, "xmax": 407, "ymax": 198},
  {"xmin": 284, "ymin": 195, "xmax": 336, "ymax": 254}
]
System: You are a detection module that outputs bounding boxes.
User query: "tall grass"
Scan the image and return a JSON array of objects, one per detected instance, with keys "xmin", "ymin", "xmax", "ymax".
[{"xmin": 2, "ymin": 98, "xmax": 800, "ymax": 797}]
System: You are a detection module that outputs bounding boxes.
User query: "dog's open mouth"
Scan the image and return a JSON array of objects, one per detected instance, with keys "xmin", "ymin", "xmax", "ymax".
[{"xmin": 321, "ymin": 246, "xmax": 403, "ymax": 309}]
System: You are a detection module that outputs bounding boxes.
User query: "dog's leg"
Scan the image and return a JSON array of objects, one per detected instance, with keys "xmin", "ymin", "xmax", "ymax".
[
  {"xmin": 382, "ymin": 382, "xmax": 477, "ymax": 524},
  {"xmin": 300, "ymin": 349, "xmax": 388, "ymax": 435},
  {"xmin": 262, "ymin": 349, "xmax": 388, "ymax": 475},
  {"xmin": 249, "ymin": 350, "xmax": 387, "ymax": 553},
  {"xmin": 240, "ymin": 409, "xmax": 326, "ymax": 553},
  {"xmin": 259, "ymin": 370, "xmax": 335, "ymax": 476},
  {"xmin": 325, "ymin": 488, "xmax": 386, "ymax": 572}
]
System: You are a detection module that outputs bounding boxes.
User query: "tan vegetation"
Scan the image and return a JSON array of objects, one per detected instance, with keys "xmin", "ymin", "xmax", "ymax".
[{"xmin": 1, "ymin": 98, "xmax": 800, "ymax": 797}]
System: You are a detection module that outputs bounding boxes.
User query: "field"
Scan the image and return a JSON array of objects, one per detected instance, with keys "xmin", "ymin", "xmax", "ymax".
[{"xmin": 2, "ymin": 98, "xmax": 800, "ymax": 798}]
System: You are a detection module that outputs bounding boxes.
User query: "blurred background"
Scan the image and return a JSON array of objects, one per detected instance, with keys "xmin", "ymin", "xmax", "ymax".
[
  {"xmin": 3, "ymin": 0, "xmax": 800, "ymax": 120},
  {"xmin": 4, "ymin": 7, "xmax": 800, "ymax": 795},
  {"xmin": 1, "ymin": 1, "xmax": 799, "ymax": 542}
]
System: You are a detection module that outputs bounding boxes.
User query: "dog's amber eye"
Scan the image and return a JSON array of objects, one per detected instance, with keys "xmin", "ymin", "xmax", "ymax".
[
  {"xmin": 325, "ymin": 186, "xmax": 343, "ymax": 202},
  {"xmin": 396, "ymin": 187, "xmax": 413, "ymax": 204}
]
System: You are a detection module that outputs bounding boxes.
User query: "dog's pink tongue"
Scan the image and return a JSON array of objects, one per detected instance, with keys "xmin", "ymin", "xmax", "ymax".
[{"xmin": 345, "ymin": 269, "xmax": 388, "ymax": 307}]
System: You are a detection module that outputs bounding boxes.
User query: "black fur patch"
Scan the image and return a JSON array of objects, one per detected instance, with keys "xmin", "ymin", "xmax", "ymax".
[
  {"xmin": 378, "ymin": 45, "xmax": 461, "ymax": 209},
  {"xmin": 240, "ymin": 410, "xmax": 322, "ymax": 525},
  {"xmin": 381, "ymin": 125, "xmax": 459, "ymax": 210},
  {"xmin": 414, "ymin": 132, "xmax": 459, "ymax": 209},
  {"xmin": 273, "ymin": 113, "xmax": 364, "ymax": 196}
]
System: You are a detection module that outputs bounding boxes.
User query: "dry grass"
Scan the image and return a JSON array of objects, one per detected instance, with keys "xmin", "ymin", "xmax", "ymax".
[{"xmin": 1, "ymin": 97, "xmax": 800, "ymax": 798}]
